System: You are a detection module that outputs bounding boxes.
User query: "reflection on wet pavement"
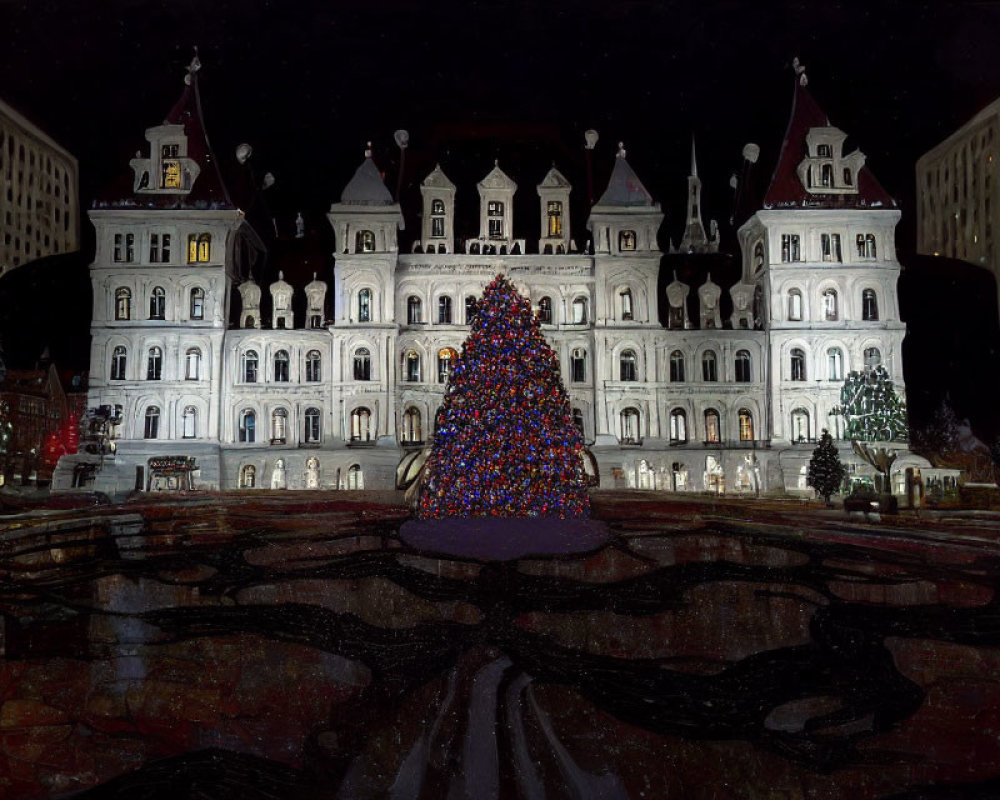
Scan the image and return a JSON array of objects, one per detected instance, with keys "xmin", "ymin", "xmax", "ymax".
[{"xmin": 0, "ymin": 492, "xmax": 998, "ymax": 798}]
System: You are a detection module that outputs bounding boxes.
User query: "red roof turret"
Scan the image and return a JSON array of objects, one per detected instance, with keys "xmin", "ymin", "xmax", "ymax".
[
  {"xmin": 763, "ymin": 77, "xmax": 895, "ymax": 210},
  {"xmin": 94, "ymin": 55, "xmax": 234, "ymax": 210}
]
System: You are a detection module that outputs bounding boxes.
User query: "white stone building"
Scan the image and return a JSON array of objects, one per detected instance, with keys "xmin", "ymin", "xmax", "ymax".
[
  {"xmin": 0, "ymin": 97, "xmax": 79, "ymax": 274},
  {"xmin": 916, "ymin": 95, "xmax": 1000, "ymax": 321},
  {"xmin": 54, "ymin": 62, "xmax": 924, "ymax": 499}
]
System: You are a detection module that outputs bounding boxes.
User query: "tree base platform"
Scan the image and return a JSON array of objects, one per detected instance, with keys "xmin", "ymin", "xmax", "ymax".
[{"xmin": 399, "ymin": 517, "xmax": 610, "ymax": 561}]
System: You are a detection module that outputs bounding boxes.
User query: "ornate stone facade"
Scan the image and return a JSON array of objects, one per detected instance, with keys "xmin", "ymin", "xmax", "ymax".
[{"xmin": 53, "ymin": 62, "xmax": 925, "ymax": 499}]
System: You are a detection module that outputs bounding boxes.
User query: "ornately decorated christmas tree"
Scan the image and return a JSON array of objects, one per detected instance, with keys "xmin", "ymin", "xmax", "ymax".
[{"xmin": 418, "ymin": 275, "xmax": 590, "ymax": 519}]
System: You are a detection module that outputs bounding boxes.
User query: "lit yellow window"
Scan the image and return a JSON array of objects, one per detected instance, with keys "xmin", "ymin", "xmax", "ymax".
[
  {"xmin": 187, "ymin": 233, "xmax": 211, "ymax": 263},
  {"xmin": 547, "ymin": 201, "xmax": 562, "ymax": 237},
  {"xmin": 161, "ymin": 160, "xmax": 181, "ymax": 189}
]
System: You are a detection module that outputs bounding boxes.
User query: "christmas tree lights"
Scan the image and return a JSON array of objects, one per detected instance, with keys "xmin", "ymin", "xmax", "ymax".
[{"xmin": 418, "ymin": 274, "xmax": 590, "ymax": 519}]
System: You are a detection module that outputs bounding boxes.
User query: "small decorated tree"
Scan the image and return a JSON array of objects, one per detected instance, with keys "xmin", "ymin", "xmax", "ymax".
[
  {"xmin": 419, "ymin": 275, "xmax": 589, "ymax": 519},
  {"xmin": 832, "ymin": 365, "xmax": 908, "ymax": 496},
  {"xmin": 807, "ymin": 429, "xmax": 845, "ymax": 506}
]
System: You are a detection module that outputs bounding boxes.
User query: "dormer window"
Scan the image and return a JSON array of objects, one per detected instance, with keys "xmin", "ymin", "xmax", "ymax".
[
  {"xmin": 487, "ymin": 201, "xmax": 504, "ymax": 238},
  {"xmin": 431, "ymin": 199, "xmax": 445, "ymax": 237},
  {"xmin": 857, "ymin": 233, "xmax": 877, "ymax": 259},
  {"xmin": 781, "ymin": 234, "xmax": 800, "ymax": 262},
  {"xmin": 149, "ymin": 233, "xmax": 171, "ymax": 263},
  {"xmin": 800, "ymin": 127, "xmax": 865, "ymax": 196},
  {"xmin": 161, "ymin": 144, "xmax": 181, "ymax": 189},
  {"xmin": 547, "ymin": 201, "xmax": 563, "ymax": 237}
]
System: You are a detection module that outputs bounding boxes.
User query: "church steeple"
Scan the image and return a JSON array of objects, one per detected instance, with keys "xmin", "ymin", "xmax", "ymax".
[{"xmin": 675, "ymin": 137, "xmax": 719, "ymax": 254}]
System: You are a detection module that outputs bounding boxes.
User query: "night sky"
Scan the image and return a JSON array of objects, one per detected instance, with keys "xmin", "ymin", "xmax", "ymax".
[
  {"xmin": 3, "ymin": 0, "xmax": 1000, "ymax": 441},
  {"xmin": 5, "ymin": 0, "xmax": 1000, "ymax": 250}
]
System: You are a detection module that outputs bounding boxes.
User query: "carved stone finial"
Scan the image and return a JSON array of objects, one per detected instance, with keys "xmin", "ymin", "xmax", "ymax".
[
  {"xmin": 184, "ymin": 47, "xmax": 201, "ymax": 85},
  {"xmin": 792, "ymin": 56, "xmax": 808, "ymax": 86},
  {"xmin": 278, "ymin": 270, "xmax": 284, "ymax": 281},
  {"xmin": 617, "ymin": 141, "xmax": 626, "ymax": 159},
  {"xmin": 364, "ymin": 141, "xmax": 373, "ymax": 159}
]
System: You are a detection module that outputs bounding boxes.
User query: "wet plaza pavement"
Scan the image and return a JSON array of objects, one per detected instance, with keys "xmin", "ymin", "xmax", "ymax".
[{"xmin": 0, "ymin": 491, "xmax": 998, "ymax": 798}]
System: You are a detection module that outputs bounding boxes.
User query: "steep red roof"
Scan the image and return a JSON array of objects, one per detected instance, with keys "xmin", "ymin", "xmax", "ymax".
[
  {"xmin": 94, "ymin": 68, "xmax": 234, "ymax": 210},
  {"xmin": 763, "ymin": 79, "xmax": 896, "ymax": 210}
]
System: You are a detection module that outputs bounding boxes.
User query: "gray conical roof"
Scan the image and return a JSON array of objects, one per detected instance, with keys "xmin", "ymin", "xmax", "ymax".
[
  {"xmin": 595, "ymin": 154, "xmax": 654, "ymax": 207},
  {"xmin": 340, "ymin": 158, "xmax": 394, "ymax": 206}
]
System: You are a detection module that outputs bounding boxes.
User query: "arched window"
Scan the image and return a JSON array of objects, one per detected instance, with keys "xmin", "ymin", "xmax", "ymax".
[
  {"xmin": 403, "ymin": 350, "xmax": 421, "ymax": 382},
  {"xmin": 537, "ymin": 296, "xmax": 552, "ymax": 324},
  {"xmin": 704, "ymin": 408, "xmax": 721, "ymax": 443},
  {"xmin": 350, "ymin": 407, "xmax": 372, "ymax": 442},
  {"xmin": 240, "ymin": 464, "xmax": 256, "ymax": 488},
  {"xmin": 186, "ymin": 233, "xmax": 211, "ymax": 263},
  {"xmin": 306, "ymin": 350, "xmax": 321, "ymax": 382},
  {"xmin": 701, "ymin": 350, "xmax": 718, "ymax": 382},
  {"xmin": 572, "ymin": 297, "xmax": 588, "ymax": 324},
  {"xmin": 182, "ymin": 406, "xmax": 197, "ymax": 439},
  {"xmin": 347, "ymin": 464, "xmax": 364, "ymax": 490},
  {"xmin": 572, "ymin": 408, "xmax": 585, "ymax": 437},
  {"xmin": 438, "ymin": 295, "xmax": 452, "ymax": 324},
  {"xmin": 864, "ymin": 346, "xmax": 882, "ymax": 370},
  {"xmin": 111, "ymin": 346, "xmax": 127, "ymax": 380},
  {"xmin": 243, "ymin": 350, "xmax": 258, "ymax": 383},
  {"xmin": 144, "ymin": 406, "xmax": 160, "ymax": 439},
  {"xmin": 821, "ymin": 163, "xmax": 833, "ymax": 187},
  {"xmin": 790, "ymin": 348, "xmax": 806, "ymax": 381},
  {"xmin": 304, "ymin": 407, "xmax": 321, "ymax": 443},
  {"xmin": 273, "ymin": 350, "xmax": 289, "ymax": 382},
  {"xmin": 432, "ymin": 198, "xmax": 445, "ymax": 214},
  {"xmin": 753, "ymin": 241, "xmax": 765, "ymax": 272},
  {"xmin": 487, "ymin": 201, "xmax": 504, "ymax": 238},
  {"xmin": 402, "ymin": 407, "xmax": 422, "ymax": 443},
  {"xmin": 115, "ymin": 288, "xmax": 131, "ymax": 320},
  {"xmin": 570, "ymin": 348, "xmax": 587, "ymax": 382},
  {"xmin": 465, "ymin": 296, "xmax": 478, "ymax": 324},
  {"xmin": 353, "ymin": 347, "xmax": 371, "ymax": 381},
  {"xmin": 358, "ymin": 288, "xmax": 372, "ymax": 322},
  {"xmin": 862, "ymin": 289, "xmax": 879, "ymax": 321},
  {"xmin": 619, "ymin": 230, "xmax": 637, "ymax": 251},
  {"xmin": 619, "ymin": 349, "xmax": 637, "ymax": 381},
  {"xmin": 437, "ymin": 347, "xmax": 457, "ymax": 383},
  {"xmin": 239, "ymin": 409, "xmax": 256, "ymax": 443},
  {"xmin": 791, "ymin": 408, "xmax": 810, "ymax": 442},
  {"xmin": 244, "ymin": 315, "xmax": 255, "ymax": 328},
  {"xmin": 739, "ymin": 408, "xmax": 754, "ymax": 441},
  {"xmin": 735, "ymin": 350, "xmax": 752, "ymax": 383},
  {"xmin": 620, "ymin": 407, "xmax": 641, "ymax": 444},
  {"xmin": 271, "ymin": 408, "xmax": 288, "ymax": 443},
  {"xmin": 356, "ymin": 230, "xmax": 375, "ymax": 253},
  {"xmin": 190, "ymin": 287, "xmax": 205, "ymax": 320},
  {"xmin": 407, "ymin": 296, "xmax": 422, "ymax": 324},
  {"xmin": 149, "ymin": 286, "xmax": 166, "ymax": 319},
  {"xmin": 822, "ymin": 289, "xmax": 838, "ymax": 321},
  {"xmin": 827, "ymin": 347, "xmax": 844, "ymax": 381},
  {"xmin": 620, "ymin": 289, "xmax": 634, "ymax": 320},
  {"xmin": 185, "ymin": 348, "xmax": 201, "ymax": 380},
  {"xmin": 788, "ymin": 289, "xmax": 803, "ymax": 321},
  {"xmin": 669, "ymin": 408, "xmax": 687, "ymax": 443},
  {"xmin": 670, "ymin": 350, "xmax": 685, "ymax": 382},
  {"xmin": 146, "ymin": 346, "xmax": 162, "ymax": 380},
  {"xmin": 857, "ymin": 233, "xmax": 877, "ymax": 259}
]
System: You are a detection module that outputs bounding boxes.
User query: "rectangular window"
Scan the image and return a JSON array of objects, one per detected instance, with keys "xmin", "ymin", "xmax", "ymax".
[
  {"xmin": 547, "ymin": 201, "xmax": 563, "ymax": 237},
  {"xmin": 488, "ymin": 218, "xmax": 503, "ymax": 238},
  {"xmin": 780, "ymin": 234, "xmax": 800, "ymax": 262},
  {"xmin": 431, "ymin": 216, "xmax": 444, "ymax": 237}
]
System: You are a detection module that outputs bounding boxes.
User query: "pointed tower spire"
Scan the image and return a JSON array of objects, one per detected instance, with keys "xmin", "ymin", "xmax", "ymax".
[{"xmin": 677, "ymin": 135, "xmax": 717, "ymax": 253}]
